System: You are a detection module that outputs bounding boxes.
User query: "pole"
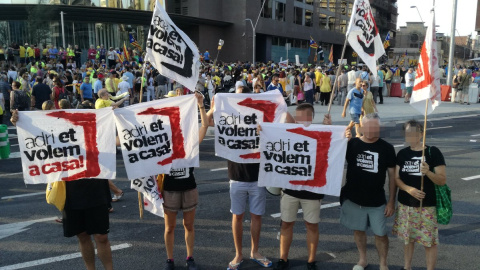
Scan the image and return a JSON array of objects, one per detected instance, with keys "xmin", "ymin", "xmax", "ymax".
[
  {"xmin": 419, "ymin": 98, "xmax": 428, "ymax": 208},
  {"xmin": 72, "ymin": 22, "xmax": 75, "ymax": 47},
  {"xmin": 446, "ymin": 0, "xmax": 458, "ymax": 86},
  {"xmin": 253, "ymin": 29, "xmax": 256, "ymax": 66},
  {"xmin": 60, "ymin": 11, "xmax": 66, "ymax": 49},
  {"xmin": 136, "ymin": 60, "xmax": 148, "ymax": 219},
  {"xmin": 327, "ymin": 37, "xmax": 348, "ymax": 115}
]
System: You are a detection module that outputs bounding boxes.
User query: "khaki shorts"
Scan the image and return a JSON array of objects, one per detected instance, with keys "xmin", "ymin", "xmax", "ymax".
[
  {"xmin": 280, "ymin": 193, "xmax": 322, "ymax": 224},
  {"xmin": 163, "ymin": 188, "xmax": 198, "ymax": 213}
]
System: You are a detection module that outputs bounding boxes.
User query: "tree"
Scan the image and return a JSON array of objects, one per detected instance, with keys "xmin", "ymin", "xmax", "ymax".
[{"xmin": 26, "ymin": 4, "xmax": 54, "ymax": 45}]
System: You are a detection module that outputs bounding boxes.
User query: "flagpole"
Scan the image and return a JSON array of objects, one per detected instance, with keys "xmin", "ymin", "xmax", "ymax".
[
  {"xmin": 419, "ymin": 98, "xmax": 428, "ymax": 208},
  {"xmin": 327, "ymin": 37, "xmax": 348, "ymax": 115}
]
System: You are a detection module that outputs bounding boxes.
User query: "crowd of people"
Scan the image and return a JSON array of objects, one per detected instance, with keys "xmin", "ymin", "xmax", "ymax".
[{"xmin": 3, "ymin": 44, "xmax": 452, "ymax": 270}]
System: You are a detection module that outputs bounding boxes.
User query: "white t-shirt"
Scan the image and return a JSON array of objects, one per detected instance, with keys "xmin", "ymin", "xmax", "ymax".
[
  {"xmin": 118, "ymin": 81, "xmax": 130, "ymax": 94},
  {"xmin": 405, "ymin": 72, "xmax": 415, "ymax": 87},
  {"xmin": 347, "ymin": 70, "xmax": 357, "ymax": 84},
  {"xmin": 107, "ymin": 50, "xmax": 115, "ymax": 60}
]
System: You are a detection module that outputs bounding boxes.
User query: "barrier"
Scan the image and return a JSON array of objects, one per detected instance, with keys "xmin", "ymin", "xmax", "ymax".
[{"xmin": 0, "ymin": 124, "xmax": 10, "ymax": 159}]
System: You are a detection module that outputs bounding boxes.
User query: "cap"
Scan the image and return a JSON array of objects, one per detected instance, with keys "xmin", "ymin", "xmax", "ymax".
[
  {"xmin": 121, "ymin": 75, "xmax": 129, "ymax": 81},
  {"xmin": 97, "ymin": 74, "xmax": 104, "ymax": 79},
  {"xmin": 164, "ymin": 90, "xmax": 177, "ymax": 98}
]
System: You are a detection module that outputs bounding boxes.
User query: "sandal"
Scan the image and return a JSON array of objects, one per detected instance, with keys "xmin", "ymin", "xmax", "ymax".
[
  {"xmin": 112, "ymin": 192, "xmax": 124, "ymax": 202},
  {"xmin": 250, "ymin": 256, "xmax": 272, "ymax": 268},
  {"xmin": 227, "ymin": 260, "xmax": 243, "ymax": 270}
]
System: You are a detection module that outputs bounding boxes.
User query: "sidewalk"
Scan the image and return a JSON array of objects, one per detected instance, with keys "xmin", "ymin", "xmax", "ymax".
[{"xmin": 295, "ymin": 96, "xmax": 480, "ymax": 125}]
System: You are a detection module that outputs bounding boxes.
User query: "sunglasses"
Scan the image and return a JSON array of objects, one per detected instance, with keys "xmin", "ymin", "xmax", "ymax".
[{"xmin": 362, "ymin": 84, "xmax": 368, "ymax": 87}]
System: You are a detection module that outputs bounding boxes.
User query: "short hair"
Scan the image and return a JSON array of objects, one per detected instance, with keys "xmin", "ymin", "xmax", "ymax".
[
  {"xmin": 58, "ymin": 99, "xmax": 71, "ymax": 109},
  {"xmin": 403, "ymin": 119, "xmax": 423, "ymax": 133},
  {"xmin": 295, "ymin": 103, "xmax": 315, "ymax": 117},
  {"xmin": 361, "ymin": 113, "xmax": 380, "ymax": 124},
  {"xmin": 42, "ymin": 100, "xmax": 55, "ymax": 111},
  {"xmin": 12, "ymin": 81, "xmax": 21, "ymax": 88}
]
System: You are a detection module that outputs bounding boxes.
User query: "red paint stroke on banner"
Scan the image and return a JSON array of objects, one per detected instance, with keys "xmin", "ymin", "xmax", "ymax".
[
  {"xmin": 286, "ymin": 128, "xmax": 332, "ymax": 188},
  {"xmin": 47, "ymin": 111, "xmax": 100, "ymax": 181},
  {"xmin": 237, "ymin": 98, "xmax": 279, "ymax": 122},
  {"xmin": 138, "ymin": 106, "xmax": 186, "ymax": 165}
]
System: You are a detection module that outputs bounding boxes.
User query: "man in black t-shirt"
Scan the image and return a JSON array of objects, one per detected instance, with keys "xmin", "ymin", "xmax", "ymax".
[
  {"xmin": 31, "ymin": 77, "xmax": 52, "ymax": 110},
  {"xmin": 340, "ymin": 113, "xmax": 396, "ymax": 270},
  {"xmin": 273, "ymin": 104, "xmax": 332, "ymax": 270}
]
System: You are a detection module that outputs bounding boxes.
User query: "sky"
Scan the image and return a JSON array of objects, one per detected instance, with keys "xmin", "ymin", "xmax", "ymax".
[{"xmin": 396, "ymin": 0, "xmax": 477, "ymax": 36}]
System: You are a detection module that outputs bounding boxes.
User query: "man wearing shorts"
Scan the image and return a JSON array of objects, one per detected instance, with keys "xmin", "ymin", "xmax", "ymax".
[
  {"xmin": 63, "ymin": 178, "xmax": 113, "ymax": 270},
  {"xmin": 404, "ymin": 68, "xmax": 415, "ymax": 103},
  {"xmin": 227, "ymin": 161, "xmax": 272, "ymax": 270},
  {"xmin": 273, "ymin": 103, "xmax": 332, "ymax": 270},
  {"xmin": 342, "ymin": 78, "xmax": 364, "ymax": 137},
  {"xmin": 340, "ymin": 114, "xmax": 396, "ymax": 270}
]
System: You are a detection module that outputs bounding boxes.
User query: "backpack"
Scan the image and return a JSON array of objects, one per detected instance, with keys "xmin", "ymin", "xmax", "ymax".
[
  {"xmin": 57, "ymin": 87, "xmax": 68, "ymax": 100},
  {"xmin": 13, "ymin": 90, "xmax": 30, "ymax": 111}
]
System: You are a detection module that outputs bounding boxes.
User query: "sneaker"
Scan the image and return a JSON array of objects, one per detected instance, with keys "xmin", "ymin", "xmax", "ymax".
[
  {"xmin": 307, "ymin": 261, "xmax": 317, "ymax": 270},
  {"xmin": 164, "ymin": 259, "xmax": 175, "ymax": 270},
  {"xmin": 186, "ymin": 257, "xmax": 198, "ymax": 270},
  {"xmin": 273, "ymin": 259, "xmax": 289, "ymax": 270}
]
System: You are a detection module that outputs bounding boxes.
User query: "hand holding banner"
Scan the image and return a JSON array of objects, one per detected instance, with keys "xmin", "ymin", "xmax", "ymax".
[
  {"xmin": 16, "ymin": 108, "xmax": 116, "ymax": 184},
  {"xmin": 114, "ymin": 96, "xmax": 199, "ymax": 179},
  {"xmin": 213, "ymin": 92, "xmax": 287, "ymax": 163},
  {"xmin": 258, "ymin": 123, "xmax": 348, "ymax": 196}
]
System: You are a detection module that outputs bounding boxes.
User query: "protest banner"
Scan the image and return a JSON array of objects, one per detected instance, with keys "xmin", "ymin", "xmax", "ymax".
[
  {"xmin": 258, "ymin": 123, "xmax": 348, "ymax": 196},
  {"xmin": 16, "ymin": 108, "xmax": 116, "ymax": 184},
  {"xmin": 131, "ymin": 176, "xmax": 164, "ymax": 217},
  {"xmin": 213, "ymin": 92, "xmax": 287, "ymax": 163},
  {"xmin": 146, "ymin": 2, "xmax": 200, "ymax": 91},
  {"xmin": 114, "ymin": 96, "xmax": 199, "ymax": 179}
]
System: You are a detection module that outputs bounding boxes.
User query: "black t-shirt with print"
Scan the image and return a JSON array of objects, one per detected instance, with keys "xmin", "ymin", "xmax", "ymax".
[
  {"xmin": 163, "ymin": 167, "xmax": 196, "ymax": 192},
  {"xmin": 397, "ymin": 146, "xmax": 446, "ymax": 207},
  {"xmin": 65, "ymin": 178, "xmax": 110, "ymax": 210},
  {"xmin": 342, "ymin": 138, "xmax": 396, "ymax": 207},
  {"xmin": 228, "ymin": 161, "xmax": 259, "ymax": 182}
]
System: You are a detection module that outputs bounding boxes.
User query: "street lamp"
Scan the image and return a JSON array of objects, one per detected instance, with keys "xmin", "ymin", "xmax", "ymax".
[
  {"xmin": 410, "ymin": 6, "xmax": 424, "ymax": 24},
  {"xmin": 245, "ymin": 18, "xmax": 256, "ymax": 66}
]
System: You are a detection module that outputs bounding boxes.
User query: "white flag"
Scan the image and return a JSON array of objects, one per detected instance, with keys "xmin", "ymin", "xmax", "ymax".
[
  {"xmin": 346, "ymin": 0, "xmax": 385, "ymax": 75},
  {"xmin": 279, "ymin": 60, "xmax": 288, "ymax": 69},
  {"xmin": 146, "ymin": 3, "xmax": 200, "ymax": 91},
  {"xmin": 410, "ymin": 12, "xmax": 441, "ymax": 115},
  {"xmin": 114, "ymin": 96, "xmax": 199, "ymax": 179},
  {"xmin": 258, "ymin": 123, "xmax": 347, "ymax": 196},
  {"xmin": 16, "ymin": 108, "xmax": 116, "ymax": 184},
  {"xmin": 131, "ymin": 176, "xmax": 164, "ymax": 217}
]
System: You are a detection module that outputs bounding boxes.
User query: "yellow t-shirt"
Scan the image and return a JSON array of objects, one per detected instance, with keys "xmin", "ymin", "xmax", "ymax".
[
  {"xmin": 19, "ymin": 46, "xmax": 25, "ymax": 58},
  {"xmin": 315, "ymin": 71, "xmax": 322, "ymax": 86},
  {"xmin": 67, "ymin": 48, "xmax": 75, "ymax": 57},
  {"xmin": 320, "ymin": 76, "xmax": 331, "ymax": 93},
  {"xmin": 26, "ymin": 47, "xmax": 34, "ymax": 57},
  {"xmin": 362, "ymin": 91, "xmax": 375, "ymax": 114},
  {"xmin": 95, "ymin": 99, "xmax": 113, "ymax": 109},
  {"xmin": 105, "ymin": 78, "xmax": 116, "ymax": 93},
  {"xmin": 42, "ymin": 48, "xmax": 48, "ymax": 56}
]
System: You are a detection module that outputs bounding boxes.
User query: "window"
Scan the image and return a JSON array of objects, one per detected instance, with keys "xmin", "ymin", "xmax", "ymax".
[
  {"xmin": 275, "ymin": 2, "xmax": 285, "ymax": 21},
  {"xmin": 305, "ymin": 9, "xmax": 313, "ymax": 27},
  {"xmin": 339, "ymin": 19, "xmax": 347, "ymax": 34},
  {"xmin": 294, "ymin": 7, "xmax": 303, "ymax": 25},
  {"xmin": 319, "ymin": 0, "xmax": 327, "ymax": 8},
  {"xmin": 410, "ymin": 34, "xmax": 419, "ymax": 42},
  {"xmin": 261, "ymin": 0, "xmax": 273, "ymax": 18},
  {"xmin": 319, "ymin": 13, "xmax": 328, "ymax": 29},
  {"xmin": 328, "ymin": 17, "xmax": 336, "ymax": 31},
  {"xmin": 329, "ymin": 0, "xmax": 336, "ymax": 12}
]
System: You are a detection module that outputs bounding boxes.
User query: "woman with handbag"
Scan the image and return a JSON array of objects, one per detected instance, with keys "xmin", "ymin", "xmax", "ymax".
[
  {"xmin": 451, "ymin": 71, "xmax": 461, "ymax": 103},
  {"xmin": 392, "ymin": 120, "xmax": 448, "ymax": 270}
]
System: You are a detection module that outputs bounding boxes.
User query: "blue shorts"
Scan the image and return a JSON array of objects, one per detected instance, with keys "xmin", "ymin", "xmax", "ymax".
[
  {"xmin": 340, "ymin": 200, "xmax": 387, "ymax": 236},
  {"xmin": 350, "ymin": 113, "xmax": 360, "ymax": 124},
  {"xmin": 229, "ymin": 180, "xmax": 266, "ymax": 216},
  {"xmin": 406, "ymin": 86, "xmax": 413, "ymax": 95}
]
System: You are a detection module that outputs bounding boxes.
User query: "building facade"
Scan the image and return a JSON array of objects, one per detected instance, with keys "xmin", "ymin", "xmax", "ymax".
[{"xmin": 0, "ymin": 0, "xmax": 398, "ymax": 64}]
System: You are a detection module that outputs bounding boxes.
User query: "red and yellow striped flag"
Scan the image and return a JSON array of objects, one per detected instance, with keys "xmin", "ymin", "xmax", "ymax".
[{"xmin": 123, "ymin": 42, "xmax": 130, "ymax": 62}]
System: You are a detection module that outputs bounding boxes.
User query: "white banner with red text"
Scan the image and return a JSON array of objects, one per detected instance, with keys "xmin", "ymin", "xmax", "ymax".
[
  {"xmin": 16, "ymin": 108, "xmax": 116, "ymax": 184},
  {"xmin": 258, "ymin": 123, "xmax": 347, "ymax": 196},
  {"xmin": 213, "ymin": 92, "xmax": 287, "ymax": 163},
  {"xmin": 114, "ymin": 96, "xmax": 199, "ymax": 179}
]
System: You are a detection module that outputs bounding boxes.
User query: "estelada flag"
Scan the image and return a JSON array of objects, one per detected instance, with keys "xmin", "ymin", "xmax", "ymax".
[
  {"xmin": 346, "ymin": 0, "xmax": 385, "ymax": 73},
  {"xmin": 329, "ymin": 44, "xmax": 334, "ymax": 63},
  {"xmin": 129, "ymin": 34, "xmax": 142, "ymax": 52},
  {"xmin": 258, "ymin": 123, "xmax": 348, "ymax": 196},
  {"xmin": 410, "ymin": 12, "xmax": 441, "ymax": 115},
  {"xmin": 123, "ymin": 42, "xmax": 130, "ymax": 62},
  {"xmin": 146, "ymin": 2, "xmax": 200, "ymax": 91}
]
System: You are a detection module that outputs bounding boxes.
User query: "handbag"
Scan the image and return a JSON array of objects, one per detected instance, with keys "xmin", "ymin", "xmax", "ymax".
[
  {"xmin": 46, "ymin": 181, "xmax": 66, "ymax": 211},
  {"xmin": 428, "ymin": 147, "xmax": 452, "ymax": 225},
  {"xmin": 297, "ymin": 91, "xmax": 305, "ymax": 101}
]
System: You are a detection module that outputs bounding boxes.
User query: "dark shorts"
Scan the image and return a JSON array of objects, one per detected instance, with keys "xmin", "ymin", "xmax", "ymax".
[
  {"xmin": 315, "ymin": 86, "xmax": 321, "ymax": 93},
  {"xmin": 62, "ymin": 204, "xmax": 110, "ymax": 237}
]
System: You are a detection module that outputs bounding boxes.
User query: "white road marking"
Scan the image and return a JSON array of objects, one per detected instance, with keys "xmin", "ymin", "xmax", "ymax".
[
  {"xmin": 470, "ymin": 140, "xmax": 477, "ymax": 142},
  {"xmin": 394, "ymin": 144, "xmax": 405, "ymax": 148},
  {"xmin": 2, "ymin": 192, "xmax": 45, "ymax": 200},
  {"xmin": 471, "ymin": 134, "xmax": 480, "ymax": 137},
  {"xmin": 2, "ymin": 152, "xmax": 21, "ymax": 159},
  {"xmin": 427, "ymin": 126, "xmax": 452, "ymax": 130},
  {"xmin": 210, "ymin": 167, "xmax": 228, "ymax": 172},
  {"xmin": 462, "ymin": 175, "xmax": 480, "ymax": 181},
  {"xmin": 0, "ymin": 243, "xmax": 132, "ymax": 270},
  {"xmin": 9, "ymin": 144, "xmax": 18, "ymax": 147},
  {"xmin": 0, "ymin": 217, "xmax": 57, "ymax": 241},
  {"xmin": 202, "ymin": 138, "xmax": 215, "ymax": 141},
  {"xmin": 0, "ymin": 172, "xmax": 23, "ymax": 177},
  {"xmin": 7, "ymin": 126, "xmax": 16, "ymax": 130},
  {"xmin": 428, "ymin": 114, "xmax": 479, "ymax": 121},
  {"xmin": 271, "ymin": 202, "xmax": 340, "ymax": 218}
]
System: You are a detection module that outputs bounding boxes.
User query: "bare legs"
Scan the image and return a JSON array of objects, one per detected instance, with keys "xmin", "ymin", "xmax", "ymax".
[{"xmin": 77, "ymin": 232, "xmax": 113, "ymax": 270}]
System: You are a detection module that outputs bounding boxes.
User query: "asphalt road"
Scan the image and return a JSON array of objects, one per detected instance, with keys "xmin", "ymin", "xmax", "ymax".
[{"xmin": 0, "ymin": 114, "xmax": 479, "ymax": 270}]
